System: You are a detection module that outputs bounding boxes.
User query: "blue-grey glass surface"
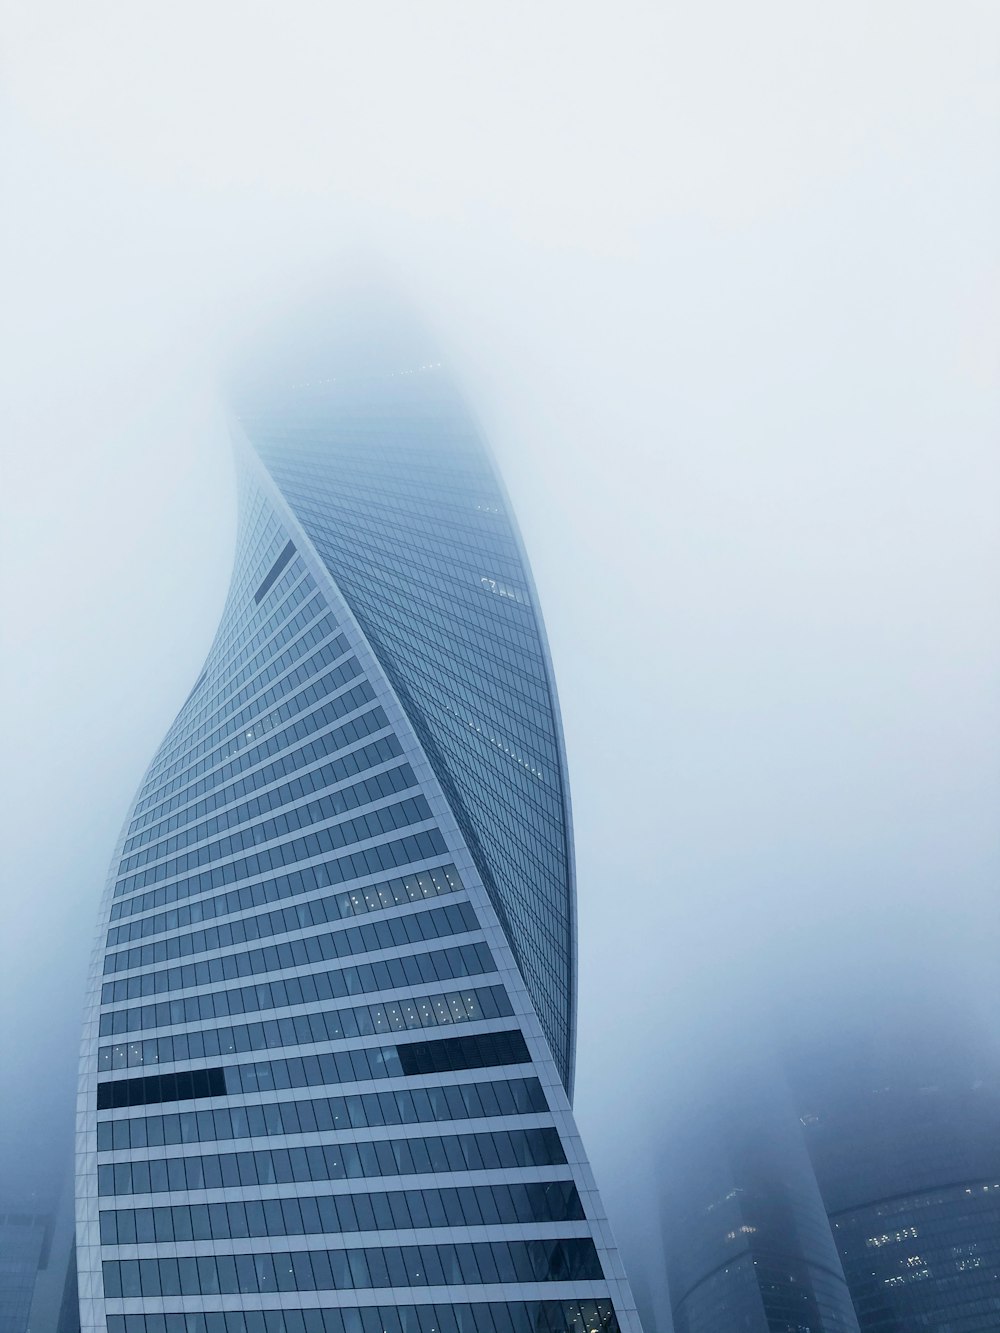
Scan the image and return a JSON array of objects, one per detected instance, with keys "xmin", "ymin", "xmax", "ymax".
[
  {"xmin": 0, "ymin": 1207, "xmax": 51, "ymax": 1333},
  {"xmin": 666, "ymin": 1103, "xmax": 864, "ymax": 1333},
  {"xmin": 799, "ymin": 1064, "xmax": 1000, "ymax": 1333},
  {"xmin": 662, "ymin": 1071, "xmax": 861, "ymax": 1333},
  {"xmin": 829, "ymin": 1183, "xmax": 1000, "ymax": 1333},
  {"xmin": 244, "ymin": 369, "xmax": 575, "ymax": 1087}
]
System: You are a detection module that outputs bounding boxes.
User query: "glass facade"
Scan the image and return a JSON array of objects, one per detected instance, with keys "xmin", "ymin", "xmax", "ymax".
[
  {"xmin": 661, "ymin": 1070, "xmax": 861, "ymax": 1333},
  {"xmin": 829, "ymin": 1182, "xmax": 1000, "ymax": 1332},
  {"xmin": 248, "ymin": 372, "xmax": 576, "ymax": 1088},
  {"xmin": 797, "ymin": 1057, "xmax": 1000, "ymax": 1333},
  {"xmin": 659, "ymin": 1028, "xmax": 1000, "ymax": 1333},
  {"xmin": 0, "ymin": 1207, "xmax": 51, "ymax": 1333},
  {"xmin": 75, "ymin": 324, "xmax": 639, "ymax": 1333}
]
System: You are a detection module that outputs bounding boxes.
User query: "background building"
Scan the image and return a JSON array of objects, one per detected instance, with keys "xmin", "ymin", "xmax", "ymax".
[
  {"xmin": 792, "ymin": 1019, "xmax": 1000, "ymax": 1332},
  {"xmin": 655, "ymin": 1008, "xmax": 1000, "ymax": 1333},
  {"xmin": 0, "ymin": 1150, "xmax": 79, "ymax": 1333},
  {"xmin": 661, "ymin": 1053, "xmax": 861, "ymax": 1333},
  {"xmin": 26, "ymin": 1172, "xmax": 80, "ymax": 1333},
  {"xmin": 74, "ymin": 303, "xmax": 640, "ymax": 1333},
  {"xmin": 0, "ymin": 1205, "xmax": 51, "ymax": 1333}
]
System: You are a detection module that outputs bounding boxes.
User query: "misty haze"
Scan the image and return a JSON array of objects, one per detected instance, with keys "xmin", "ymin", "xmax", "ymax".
[{"xmin": 2, "ymin": 7, "xmax": 998, "ymax": 1333}]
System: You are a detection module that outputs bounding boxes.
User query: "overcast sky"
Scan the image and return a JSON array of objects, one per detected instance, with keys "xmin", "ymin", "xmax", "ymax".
[{"xmin": 2, "ymin": 2, "xmax": 999, "ymax": 1309}]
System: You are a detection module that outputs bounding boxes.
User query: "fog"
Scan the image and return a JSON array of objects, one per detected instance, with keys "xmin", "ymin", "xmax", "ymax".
[{"xmin": 2, "ymin": 3, "xmax": 999, "ymax": 1320}]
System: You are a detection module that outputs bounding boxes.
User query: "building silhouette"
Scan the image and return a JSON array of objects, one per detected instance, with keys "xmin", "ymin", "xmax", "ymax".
[
  {"xmin": 0, "ymin": 1205, "xmax": 51, "ymax": 1333},
  {"xmin": 659, "ymin": 1012, "xmax": 1000, "ymax": 1333},
  {"xmin": 792, "ymin": 1022, "xmax": 1000, "ymax": 1332},
  {"xmin": 27, "ymin": 1173, "xmax": 81, "ymax": 1333},
  {"xmin": 74, "ymin": 302, "xmax": 640, "ymax": 1333},
  {"xmin": 661, "ymin": 1055, "xmax": 861, "ymax": 1333}
]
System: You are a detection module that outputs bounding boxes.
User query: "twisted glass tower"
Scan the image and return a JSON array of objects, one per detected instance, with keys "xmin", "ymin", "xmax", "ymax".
[{"xmin": 74, "ymin": 306, "xmax": 640, "ymax": 1333}]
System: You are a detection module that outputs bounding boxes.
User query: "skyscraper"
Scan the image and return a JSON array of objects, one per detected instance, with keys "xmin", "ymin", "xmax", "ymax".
[
  {"xmin": 75, "ymin": 305, "xmax": 640, "ymax": 1333},
  {"xmin": 793, "ymin": 1024, "xmax": 1000, "ymax": 1332},
  {"xmin": 655, "ymin": 1011, "xmax": 1000, "ymax": 1333},
  {"xmin": 660, "ymin": 1054, "xmax": 862, "ymax": 1333},
  {"xmin": 0, "ymin": 1205, "xmax": 51, "ymax": 1333}
]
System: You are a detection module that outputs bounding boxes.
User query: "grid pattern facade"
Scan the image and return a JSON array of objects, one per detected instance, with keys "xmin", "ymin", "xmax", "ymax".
[
  {"xmin": 75, "ymin": 358, "xmax": 638, "ymax": 1333},
  {"xmin": 662, "ymin": 1079, "xmax": 861, "ymax": 1333},
  {"xmin": 829, "ymin": 1183, "xmax": 1000, "ymax": 1332},
  {"xmin": 801, "ymin": 1075, "xmax": 1000, "ymax": 1333},
  {"xmin": 248, "ymin": 372, "xmax": 575, "ymax": 1087},
  {"xmin": 0, "ymin": 1210, "xmax": 50, "ymax": 1333}
]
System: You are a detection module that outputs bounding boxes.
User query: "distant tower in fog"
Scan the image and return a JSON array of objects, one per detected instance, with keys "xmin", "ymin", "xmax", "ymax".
[
  {"xmin": 0, "ymin": 1206, "xmax": 51, "ymax": 1333},
  {"xmin": 661, "ymin": 1064, "xmax": 861, "ymax": 1333},
  {"xmin": 74, "ymin": 300, "xmax": 641, "ymax": 1333},
  {"xmin": 792, "ymin": 1027, "xmax": 1000, "ymax": 1332},
  {"xmin": 658, "ymin": 1019, "xmax": 1000, "ymax": 1333}
]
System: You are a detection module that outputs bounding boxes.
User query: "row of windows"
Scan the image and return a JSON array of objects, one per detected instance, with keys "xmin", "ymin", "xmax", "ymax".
[
  {"xmin": 99, "ymin": 1180, "xmax": 583, "ymax": 1246},
  {"xmin": 105, "ymin": 860, "xmax": 460, "ymax": 964},
  {"xmin": 121, "ymin": 736, "xmax": 406, "ymax": 884},
  {"xmin": 97, "ymin": 1030, "xmax": 530, "ymax": 1113},
  {"xmin": 97, "ymin": 1067, "xmax": 227, "ymax": 1110},
  {"xmin": 108, "ymin": 795, "xmax": 444, "ymax": 951},
  {"xmin": 98, "ymin": 983, "xmax": 512, "ymax": 1069},
  {"xmin": 111, "ymin": 814, "xmax": 443, "ymax": 932},
  {"xmin": 98, "ymin": 1125, "xmax": 566, "ymax": 1196},
  {"xmin": 99, "ymin": 941, "xmax": 494, "ymax": 1036},
  {"xmin": 128, "ymin": 723, "xmax": 398, "ymax": 875},
  {"xmin": 397, "ymin": 1031, "xmax": 532, "ymax": 1077},
  {"xmin": 229, "ymin": 1029, "xmax": 532, "ymax": 1098},
  {"xmin": 126, "ymin": 639, "xmax": 374, "ymax": 869},
  {"xmin": 140, "ymin": 621, "xmax": 347, "ymax": 831},
  {"xmin": 342, "ymin": 579, "xmax": 554, "ymax": 738},
  {"xmin": 103, "ymin": 898, "xmax": 476, "ymax": 1000},
  {"xmin": 114, "ymin": 791, "xmax": 433, "ymax": 917},
  {"xmin": 133, "ymin": 689, "xmax": 381, "ymax": 858},
  {"xmin": 124, "ymin": 676, "xmax": 377, "ymax": 878},
  {"xmin": 154, "ymin": 543, "xmax": 306, "ymax": 768},
  {"xmin": 138, "ymin": 591, "xmax": 336, "ymax": 803},
  {"xmin": 137, "ymin": 606, "xmax": 334, "ymax": 842},
  {"xmin": 141, "ymin": 605, "xmax": 344, "ymax": 805},
  {"xmin": 108, "ymin": 1298, "xmax": 620, "ymax": 1333},
  {"xmin": 145, "ymin": 516, "xmax": 309, "ymax": 755},
  {"xmin": 365, "ymin": 566, "xmax": 552, "ymax": 704},
  {"xmin": 102, "ymin": 1237, "xmax": 602, "ymax": 1297},
  {"xmin": 137, "ymin": 575, "xmax": 322, "ymax": 808},
  {"xmin": 117, "ymin": 707, "xmax": 412, "ymax": 902},
  {"xmin": 274, "ymin": 427, "xmax": 500, "ymax": 494},
  {"xmin": 424, "ymin": 702, "xmax": 563, "ymax": 845},
  {"xmin": 833, "ymin": 1184, "xmax": 1000, "ymax": 1324},
  {"xmin": 193, "ymin": 514, "xmax": 291, "ymax": 639},
  {"xmin": 97, "ymin": 1075, "xmax": 548, "ymax": 1150}
]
